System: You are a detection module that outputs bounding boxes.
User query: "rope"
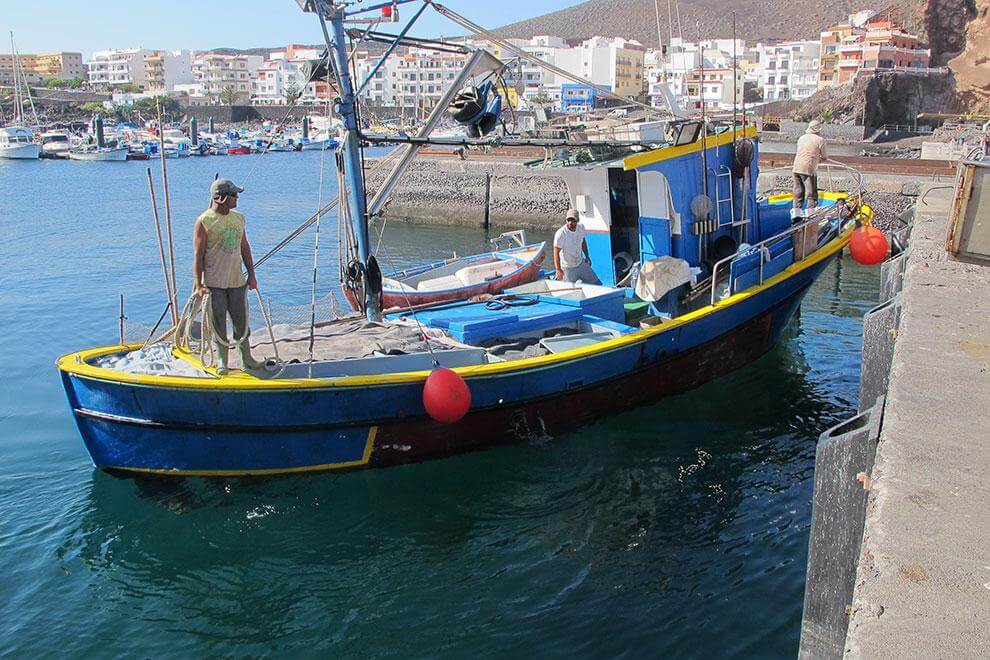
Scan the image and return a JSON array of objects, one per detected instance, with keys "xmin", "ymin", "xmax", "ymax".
[{"xmin": 308, "ymin": 67, "xmax": 332, "ymax": 378}]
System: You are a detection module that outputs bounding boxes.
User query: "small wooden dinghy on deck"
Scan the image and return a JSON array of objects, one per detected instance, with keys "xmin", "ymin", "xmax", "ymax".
[{"xmin": 346, "ymin": 239, "xmax": 547, "ymax": 310}]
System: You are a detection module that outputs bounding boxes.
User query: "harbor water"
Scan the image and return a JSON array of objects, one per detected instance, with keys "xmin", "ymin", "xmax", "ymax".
[{"xmin": 0, "ymin": 152, "xmax": 878, "ymax": 656}]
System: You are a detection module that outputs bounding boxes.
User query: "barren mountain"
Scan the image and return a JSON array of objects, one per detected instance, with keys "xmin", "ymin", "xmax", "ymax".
[{"xmin": 492, "ymin": 0, "xmax": 895, "ymax": 45}]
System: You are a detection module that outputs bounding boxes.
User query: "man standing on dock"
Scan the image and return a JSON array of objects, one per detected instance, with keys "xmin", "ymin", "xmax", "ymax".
[
  {"xmin": 792, "ymin": 120, "xmax": 829, "ymax": 221},
  {"xmin": 193, "ymin": 178, "xmax": 264, "ymax": 374},
  {"xmin": 554, "ymin": 208, "xmax": 600, "ymax": 284}
]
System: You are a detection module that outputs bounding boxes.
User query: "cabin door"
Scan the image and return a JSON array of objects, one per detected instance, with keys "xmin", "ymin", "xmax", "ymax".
[{"xmin": 607, "ymin": 168, "xmax": 640, "ymax": 283}]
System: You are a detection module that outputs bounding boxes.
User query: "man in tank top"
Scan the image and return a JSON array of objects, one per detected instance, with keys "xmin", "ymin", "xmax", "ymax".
[{"xmin": 193, "ymin": 178, "xmax": 263, "ymax": 374}]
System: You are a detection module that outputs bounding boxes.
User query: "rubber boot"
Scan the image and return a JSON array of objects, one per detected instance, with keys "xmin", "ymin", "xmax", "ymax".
[
  {"xmin": 215, "ymin": 342, "xmax": 230, "ymax": 375},
  {"xmin": 237, "ymin": 339, "xmax": 264, "ymax": 370},
  {"xmin": 790, "ymin": 207, "xmax": 803, "ymax": 223}
]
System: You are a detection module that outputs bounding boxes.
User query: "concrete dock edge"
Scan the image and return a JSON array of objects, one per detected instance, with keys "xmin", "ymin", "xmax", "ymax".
[{"xmin": 842, "ymin": 184, "xmax": 990, "ymax": 656}]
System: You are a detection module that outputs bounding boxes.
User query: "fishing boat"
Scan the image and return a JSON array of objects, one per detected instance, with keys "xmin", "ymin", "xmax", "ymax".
[
  {"xmin": 299, "ymin": 136, "xmax": 338, "ymax": 150},
  {"xmin": 56, "ymin": 0, "xmax": 878, "ymax": 476},
  {"xmin": 351, "ymin": 237, "xmax": 547, "ymax": 310}
]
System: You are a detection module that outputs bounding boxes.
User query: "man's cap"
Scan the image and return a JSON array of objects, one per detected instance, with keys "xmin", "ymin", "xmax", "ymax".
[
  {"xmin": 211, "ymin": 178, "xmax": 244, "ymax": 198},
  {"xmin": 565, "ymin": 208, "xmax": 579, "ymax": 221},
  {"xmin": 807, "ymin": 120, "xmax": 822, "ymax": 134}
]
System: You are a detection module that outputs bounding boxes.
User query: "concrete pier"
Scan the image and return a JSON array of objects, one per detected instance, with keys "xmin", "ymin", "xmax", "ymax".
[{"xmin": 844, "ymin": 184, "xmax": 990, "ymax": 655}]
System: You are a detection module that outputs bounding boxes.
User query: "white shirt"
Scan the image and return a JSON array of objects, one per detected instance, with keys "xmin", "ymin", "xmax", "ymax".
[
  {"xmin": 793, "ymin": 132, "xmax": 828, "ymax": 175},
  {"xmin": 554, "ymin": 223, "xmax": 587, "ymax": 269}
]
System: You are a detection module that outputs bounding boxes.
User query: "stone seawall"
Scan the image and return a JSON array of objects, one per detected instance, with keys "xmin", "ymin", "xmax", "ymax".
[
  {"xmin": 366, "ymin": 158, "xmax": 570, "ymax": 229},
  {"xmin": 367, "ymin": 156, "xmax": 919, "ymax": 232}
]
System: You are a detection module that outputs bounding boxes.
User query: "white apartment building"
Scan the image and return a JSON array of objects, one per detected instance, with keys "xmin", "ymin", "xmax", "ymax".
[
  {"xmin": 143, "ymin": 50, "xmax": 194, "ymax": 92},
  {"xmin": 252, "ymin": 46, "xmax": 328, "ymax": 105},
  {"xmin": 192, "ymin": 53, "xmax": 263, "ymax": 103},
  {"xmin": 514, "ymin": 35, "xmax": 568, "ymax": 101},
  {"xmin": 87, "ymin": 49, "xmax": 151, "ymax": 88},
  {"xmin": 553, "ymin": 36, "xmax": 646, "ymax": 99},
  {"xmin": 683, "ymin": 66, "xmax": 746, "ymax": 112},
  {"xmin": 389, "ymin": 47, "xmax": 466, "ymax": 111},
  {"xmin": 758, "ymin": 40, "xmax": 821, "ymax": 101}
]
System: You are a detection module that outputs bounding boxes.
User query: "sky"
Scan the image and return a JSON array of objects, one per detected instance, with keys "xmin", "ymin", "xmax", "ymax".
[{"xmin": 1, "ymin": 0, "xmax": 588, "ymax": 57}]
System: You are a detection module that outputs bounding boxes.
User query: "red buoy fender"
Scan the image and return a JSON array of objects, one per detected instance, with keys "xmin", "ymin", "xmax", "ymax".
[
  {"xmin": 849, "ymin": 225, "xmax": 888, "ymax": 266},
  {"xmin": 423, "ymin": 368, "xmax": 471, "ymax": 424}
]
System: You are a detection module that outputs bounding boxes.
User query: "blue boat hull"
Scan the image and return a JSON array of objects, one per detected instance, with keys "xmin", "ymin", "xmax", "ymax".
[{"xmin": 58, "ymin": 249, "xmax": 837, "ymax": 476}]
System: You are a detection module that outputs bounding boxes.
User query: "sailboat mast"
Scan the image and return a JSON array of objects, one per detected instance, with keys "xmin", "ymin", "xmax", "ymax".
[{"xmin": 10, "ymin": 32, "xmax": 22, "ymax": 124}]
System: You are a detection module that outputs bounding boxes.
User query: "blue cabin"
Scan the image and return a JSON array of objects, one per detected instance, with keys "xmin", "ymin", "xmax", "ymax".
[{"xmin": 533, "ymin": 121, "xmax": 838, "ymax": 316}]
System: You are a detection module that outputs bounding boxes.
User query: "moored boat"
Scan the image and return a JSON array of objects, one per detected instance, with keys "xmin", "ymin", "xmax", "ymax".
[
  {"xmin": 56, "ymin": 0, "xmax": 878, "ymax": 476},
  {"xmin": 39, "ymin": 130, "xmax": 72, "ymax": 158},
  {"xmin": 0, "ymin": 127, "xmax": 40, "ymax": 159},
  {"xmin": 67, "ymin": 145, "xmax": 129, "ymax": 161}
]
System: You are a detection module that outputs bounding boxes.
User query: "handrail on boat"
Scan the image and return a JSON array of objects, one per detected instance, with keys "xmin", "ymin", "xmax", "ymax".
[
  {"xmin": 708, "ymin": 160, "xmax": 866, "ymax": 307},
  {"xmin": 757, "ymin": 159, "xmax": 866, "ymax": 201}
]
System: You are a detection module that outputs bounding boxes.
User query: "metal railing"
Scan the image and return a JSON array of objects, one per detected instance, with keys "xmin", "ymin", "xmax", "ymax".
[{"xmin": 708, "ymin": 160, "xmax": 864, "ymax": 306}]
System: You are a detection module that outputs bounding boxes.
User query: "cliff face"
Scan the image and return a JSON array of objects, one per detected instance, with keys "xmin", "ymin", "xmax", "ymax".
[
  {"xmin": 922, "ymin": 0, "xmax": 978, "ymax": 64},
  {"xmin": 861, "ymin": 70, "xmax": 957, "ymax": 126},
  {"xmin": 944, "ymin": 0, "xmax": 990, "ymax": 111},
  {"xmin": 793, "ymin": 70, "xmax": 956, "ymax": 128}
]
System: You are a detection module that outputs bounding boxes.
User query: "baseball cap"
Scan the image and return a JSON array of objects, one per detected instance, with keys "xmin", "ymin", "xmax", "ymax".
[
  {"xmin": 565, "ymin": 208, "xmax": 579, "ymax": 221},
  {"xmin": 211, "ymin": 178, "xmax": 244, "ymax": 198}
]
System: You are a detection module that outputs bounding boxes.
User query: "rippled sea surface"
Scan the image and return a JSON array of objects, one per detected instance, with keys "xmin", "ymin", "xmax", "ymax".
[{"xmin": 0, "ymin": 152, "xmax": 878, "ymax": 657}]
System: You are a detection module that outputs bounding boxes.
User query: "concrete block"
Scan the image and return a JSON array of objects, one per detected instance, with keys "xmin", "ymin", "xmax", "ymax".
[{"xmin": 858, "ymin": 295, "xmax": 901, "ymax": 412}]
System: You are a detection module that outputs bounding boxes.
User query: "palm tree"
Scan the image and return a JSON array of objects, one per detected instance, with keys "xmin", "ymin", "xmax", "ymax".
[
  {"xmin": 219, "ymin": 85, "xmax": 239, "ymax": 106},
  {"xmin": 284, "ymin": 82, "xmax": 302, "ymax": 105}
]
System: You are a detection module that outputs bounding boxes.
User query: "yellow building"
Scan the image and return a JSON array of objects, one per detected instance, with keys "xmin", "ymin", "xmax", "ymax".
[{"xmin": 0, "ymin": 51, "xmax": 84, "ymax": 86}]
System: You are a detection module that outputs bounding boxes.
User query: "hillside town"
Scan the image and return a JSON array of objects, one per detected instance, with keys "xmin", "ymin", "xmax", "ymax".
[{"xmin": 1, "ymin": 9, "xmax": 934, "ymax": 116}]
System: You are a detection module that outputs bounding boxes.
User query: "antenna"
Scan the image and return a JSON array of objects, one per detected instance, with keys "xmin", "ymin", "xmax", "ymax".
[{"xmin": 732, "ymin": 13, "xmax": 738, "ymax": 138}]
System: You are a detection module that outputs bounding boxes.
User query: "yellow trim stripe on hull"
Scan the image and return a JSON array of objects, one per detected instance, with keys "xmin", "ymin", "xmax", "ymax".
[{"xmin": 105, "ymin": 427, "xmax": 378, "ymax": 476}]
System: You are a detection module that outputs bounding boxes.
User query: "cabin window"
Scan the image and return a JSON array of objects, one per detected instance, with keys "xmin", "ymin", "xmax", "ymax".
[{"xmin": 637, "ymin": 171, "xmax": 669, "ymax": 220}]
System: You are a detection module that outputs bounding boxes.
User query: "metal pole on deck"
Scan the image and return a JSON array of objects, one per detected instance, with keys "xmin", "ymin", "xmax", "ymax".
[
  {"xmin": 483, "ymin": 172, "xmax": 492, "ymax": 232},
  {"xmin": 146, "ymin": 167, "xmax": 177, "ymax": 326},
  {"xmin": 118, "ymin": 294, "xmax": 126, "ymax": 345},
  {"xmin": 156, "ymin": 99, "xmax": 179, "ymax": 314}
]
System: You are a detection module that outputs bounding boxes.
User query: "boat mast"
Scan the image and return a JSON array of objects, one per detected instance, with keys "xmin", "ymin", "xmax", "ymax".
[
  {"xmin": 302, "ymin": 0, "xmax": 383, "ymax": 321},
  {"xmin": 9, "ymin": 32, "xmax": 22, "ymax": 125}
]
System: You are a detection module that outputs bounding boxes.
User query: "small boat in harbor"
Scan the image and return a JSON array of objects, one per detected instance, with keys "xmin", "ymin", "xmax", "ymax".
[
  {"xmin": 39, "ymin": 130, "xmax": 72, "ymax": 158},
  {"xmin": 353, "ymin": 238, "xmax": 547, "ymax": 310},
  {"xmin": 299, "ymin": 136, "xmax": 338, "ymax": 150},
  {"xmin": 56, "ymin": 0, "xmax": 879, "ymax": 476},
  {"xmin": 0, "ymin": 34, "xmax": 40, "ymax": 160},
  {"xmin": 67, "ymin": 145, "xmax": 129, "ymax": 161},
  {"xmin": 0, "ymin": 126, "xmax": 40, "ymax": 160}
]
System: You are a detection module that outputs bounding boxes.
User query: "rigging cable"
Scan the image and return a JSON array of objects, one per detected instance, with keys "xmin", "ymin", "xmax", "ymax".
[
  {"xmin": 308, "ymin": 50, "xmax": 333, "ymax": 377},
  {"xmin": 429, "ymin": 2, "xmax": 669, "ymax": 117}
]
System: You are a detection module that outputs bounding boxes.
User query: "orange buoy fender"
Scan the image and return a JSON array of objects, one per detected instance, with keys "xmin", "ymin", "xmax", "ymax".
[
  {"xmin": 423, "ymin": 368, "xmax": 471, "ymax": 423},
  {"xmin": 849, "ymin": 225, "xmax": 888, "ymax": 266}
]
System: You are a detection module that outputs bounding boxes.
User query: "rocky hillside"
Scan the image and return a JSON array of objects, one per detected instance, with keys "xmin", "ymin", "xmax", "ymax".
[
  {"xmin": 493, "ymin": 0, "xmax": 895, "ymax": 44},
  {"xmin": 943, "ymin": 0, "xmax": 990, "ymax": 111},
  {"xmin": 792, "ymin": 69, "xmax": 957, "ymax": 127}
]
